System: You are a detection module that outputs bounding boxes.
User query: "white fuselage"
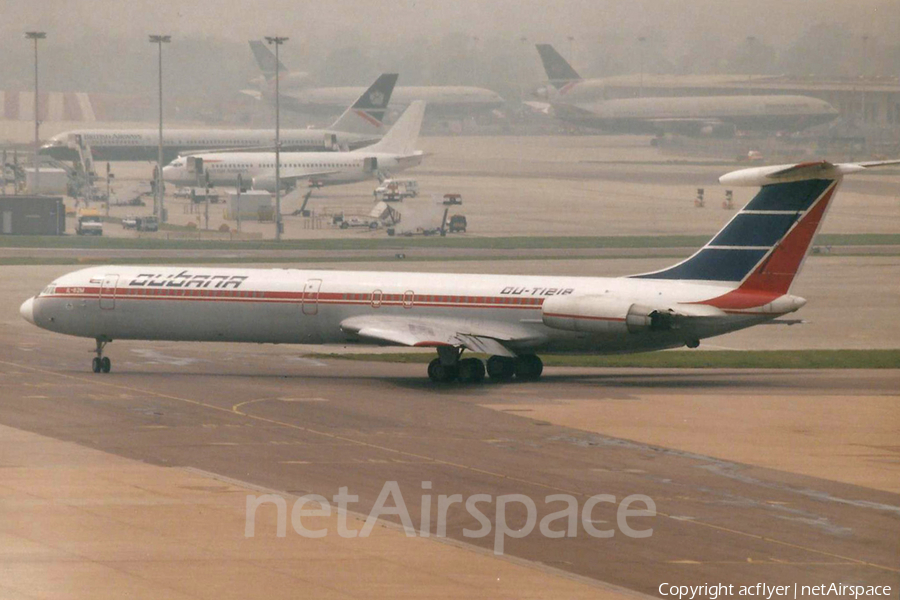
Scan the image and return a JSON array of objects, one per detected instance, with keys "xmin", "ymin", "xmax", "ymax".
[
  {"xmin": 271, "ymin": 86, "xmax": 505, "ymax": 117},
  {"xmin": 163, "ymin": 150, "xmax": 423, "ymax": 189},
  {"xmin": 40, "ymin": 128, "xmax": 380, "ymax": 163},
  {"xmin": 21, "ymin": 266, "xmax": 788, "ymax": 355},
  {"xmin": 552, "ymin": 94, "xmax": 839, "ymax": 134}
]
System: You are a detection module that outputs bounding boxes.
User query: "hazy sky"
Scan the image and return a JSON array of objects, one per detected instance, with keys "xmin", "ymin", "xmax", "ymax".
[
  {"xmin": 10, "ymin": 0, "xmax": 897, "ymax": 48},
  {"xmin": 4, "ymin": 0, "xmax": 898, "ymax": 105}
]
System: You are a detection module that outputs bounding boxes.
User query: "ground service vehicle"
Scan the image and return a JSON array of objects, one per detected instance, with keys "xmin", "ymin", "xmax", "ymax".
[
  {"xmin": 448, "ymin": 215, "xmax": 467, "ymax": 233},
  {"xmin": 75, "ymin": 210, "xmax": 103, "ymax": 236}
]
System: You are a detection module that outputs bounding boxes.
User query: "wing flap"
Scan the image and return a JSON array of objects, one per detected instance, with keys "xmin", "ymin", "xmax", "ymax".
[
  {"xmin": 454, "ymin": 334, "xmax": 516, "ymax": 357},
  {"xmin": 280, "ymin": 169, "xmax": 342, "ymax": 185},
  {"xmin": 341, "ymin": 315, "xmax": 539, "ymax": 357}
]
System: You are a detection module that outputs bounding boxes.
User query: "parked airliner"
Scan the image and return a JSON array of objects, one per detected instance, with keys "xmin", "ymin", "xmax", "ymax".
[
  {"xmin": 20, "ymin": 159, "xmax": 898, "ymax": 382},
  {"xmin": 245, "ymin": 40, "xmax": 505, "ymax": 119},
  {"xmin": 534, "ymin": 44, "xmax": 838, "ymax": 136},
  {"xmin": 41, "ymin": 74, "xmax": 399, "ymax": 163},
  {"xmin": 162, "ymin": 101, "xmax": 425, "ymax": 191}
]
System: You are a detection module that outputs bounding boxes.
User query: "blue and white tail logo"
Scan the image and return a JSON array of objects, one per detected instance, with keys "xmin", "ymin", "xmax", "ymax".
[
  {"xmin": 330, "ymin": 73, "xmax": 399, "ymax": 136},
  {"xmin": 634, "ymin": 177, "xmax": 836, "ymax": 289}
]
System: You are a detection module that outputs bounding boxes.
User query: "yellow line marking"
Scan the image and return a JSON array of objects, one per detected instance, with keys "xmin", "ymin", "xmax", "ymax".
[{"xmin": 1, "ymin": 357, "xmax": 897, "ymax": 575}]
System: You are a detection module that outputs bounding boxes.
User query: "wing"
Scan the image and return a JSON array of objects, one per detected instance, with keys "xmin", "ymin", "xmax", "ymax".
[
  {"xmin": 239, "ymin": 89, "xmax": 263, "ymax": 101},
  {"xmin": 645, "ymin": 117, "xmax": 731, "ymax": 136},
  {"xmin": 280, "ymin": 169, "xmax": 341, "ymax": 186},
  {"xmin": 340, "ymin": 315, "xmax": 547, "ymax": 357}
]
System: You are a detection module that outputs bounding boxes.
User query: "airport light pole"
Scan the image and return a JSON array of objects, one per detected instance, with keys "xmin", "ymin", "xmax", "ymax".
[
  {"xmin": 25, "ymin": 31, "xmax": 46, "ymax": 195},
  {"xmin": 745, "ymin": 36, "xmax": 756, "ymax": 96},
  {"xmin": 149, "ymin": 35, "xmax": 170, "ymax": 222},
  {"xmin": 637, "ymin": 37, "xmax": 646, "ymax": 98},
  {"xmin": 860, "ymin": 35, "xmax": 869, "ymax": 124},
  {"xmin": 266, "ymin": 35, "xmax": 288, "ymax": 241}
]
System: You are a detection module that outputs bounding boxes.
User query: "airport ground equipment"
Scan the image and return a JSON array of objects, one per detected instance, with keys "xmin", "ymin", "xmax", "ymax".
[
  {"xmin": 135, "ymin": 216, "xmax": 158, "ymax": 232},
  {"xmin": 374, "ymin": 179, "xmax": 418, "ymax": 202},
  {"xmin": 75, "ymin": 209, "xmax": 103, "ymax": 236},
  {"xmin": 448, "ymin": 214, "xmax": 467, "ymax": 233}
]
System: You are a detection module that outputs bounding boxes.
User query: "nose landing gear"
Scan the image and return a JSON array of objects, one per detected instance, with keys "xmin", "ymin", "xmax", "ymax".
[{"xmin": 91, "ymin": 338, "xmax": 111, "ymax": 373}]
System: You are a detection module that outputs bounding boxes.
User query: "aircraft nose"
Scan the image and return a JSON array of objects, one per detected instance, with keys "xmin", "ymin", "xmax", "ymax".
[{"xmin": 19, "ymin": 297, "xmax": 35, "ymax": 324}]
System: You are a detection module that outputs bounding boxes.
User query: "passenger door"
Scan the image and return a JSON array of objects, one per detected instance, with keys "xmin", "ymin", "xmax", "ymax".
[
  {"xmin": 99, "ymin": 274, "xmax": 118, "ymax": 310},
  {"xmin": 302, "ymin": 278, "xmax": 322, "ymax": 316}
]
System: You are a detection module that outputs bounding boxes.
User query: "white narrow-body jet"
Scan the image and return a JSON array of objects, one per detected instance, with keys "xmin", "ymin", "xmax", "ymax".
[
  {"xmin": 162, "ymin": 100, "xmax": 425, "ymax": 191},
  {"xmin": 41, "ymin": 74, "xmax": 400, "ymax": 164}
]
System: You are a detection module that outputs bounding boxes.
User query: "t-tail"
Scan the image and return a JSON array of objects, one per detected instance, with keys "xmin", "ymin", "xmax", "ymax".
[
  {"xmin": 535, "ymin": 44, "xmax": 582, "ymax": 94},
  {"xmin": 359, "ymin": 100, "xmax": 426, "ymax": 156},
  {"xmin": 329, "ymin": 73, "xmax": 399, "ymax": 135},
  {"xmin": 633, "ymin": 160, "xmax": 900, "ymax": 312}
]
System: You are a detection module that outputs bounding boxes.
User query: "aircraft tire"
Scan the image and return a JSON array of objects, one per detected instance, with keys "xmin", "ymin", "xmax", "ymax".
[
  {"xmin": 457, "ymin": 358, "xmax": 485, "ymax": 384},
  {"xmin": 92, "ymin": 357, "xmax": 101, "ymax": 373},
  {"xmin": 486, "ymin": 356, "xmax": 515, "ymax": 381},
  {"xmin": 514, "ymin": 354, "xmax": 543, "ymax": 381},
  {"xmin": 101, "ymin": 357, "xmax": 111, "ymax": 373},
  {"xmin": 428, "ymin": 358, "xmax": 458, "ymax": 383}
]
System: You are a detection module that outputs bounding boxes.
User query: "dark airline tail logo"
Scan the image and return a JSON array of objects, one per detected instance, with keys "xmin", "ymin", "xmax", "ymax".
[
  {"xmin": 330, "ymin": 73, "xmax": 399, "ymax": 134},
  {"xmin": 535, "ymin": 44, "xmax": 582, "ymax": 91}
]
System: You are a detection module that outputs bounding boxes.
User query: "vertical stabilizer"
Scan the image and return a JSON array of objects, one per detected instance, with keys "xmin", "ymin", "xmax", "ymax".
[
  {"xmin": 329, "ymin": 74, "xmax": 398, "ymax": 135},
  {"xmin": 359, "ymin": 101, "xmax": 426, "ymax": 155},
  {"xmin": 535, "ymin": 44, "xmax": 582, "ymax": 91},
  {"xmin": 249, "ymin": 40, "xmax": 286, "ymax": 81},
  {"xmin": 626, "ymin": 161, "xmax": 900, "ymax": 311}
]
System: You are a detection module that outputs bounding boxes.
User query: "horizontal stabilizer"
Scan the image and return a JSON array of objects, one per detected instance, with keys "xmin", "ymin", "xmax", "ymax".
[{"xmin": 720, "ymin": 159, "xmax": 900, "ymax": 187}]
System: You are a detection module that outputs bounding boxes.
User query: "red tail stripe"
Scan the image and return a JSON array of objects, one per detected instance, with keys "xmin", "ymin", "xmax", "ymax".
[{"xmin": 698, "ymin": 183, "xmax": 836, "ymax": 309}]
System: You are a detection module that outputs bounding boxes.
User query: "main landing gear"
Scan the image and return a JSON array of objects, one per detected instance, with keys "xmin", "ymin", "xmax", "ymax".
[
  {"xmin": 427, "ymin": 347, "xmax": 543, "ymax": 384},
  {"xmin": 91, "ymin": 338, "xmax": 111, "ymax": 374}
]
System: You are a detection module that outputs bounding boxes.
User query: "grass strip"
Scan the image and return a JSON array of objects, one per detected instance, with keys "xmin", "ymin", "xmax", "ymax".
[{"xmin": 309, "ymin": 349, "xmax": 900, "ymax": 369}]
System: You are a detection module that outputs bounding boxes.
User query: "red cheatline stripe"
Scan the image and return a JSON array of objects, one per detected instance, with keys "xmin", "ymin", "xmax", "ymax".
[
  {"xmin": 354, "ymin": 109, "xmax": 382, "ymax": 127},
  {"xmin": 558, "ymin": 81, "xmax": 578, "ymax": 95},
  {"xmin": 43, "ymin": 288, "xmax": 546, "ymax": 310}
]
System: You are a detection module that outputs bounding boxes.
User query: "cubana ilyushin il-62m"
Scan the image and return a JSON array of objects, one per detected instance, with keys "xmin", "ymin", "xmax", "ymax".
[{"xmin": 19, "ymin": 159, "xmax": 898, "ymax": 383}]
